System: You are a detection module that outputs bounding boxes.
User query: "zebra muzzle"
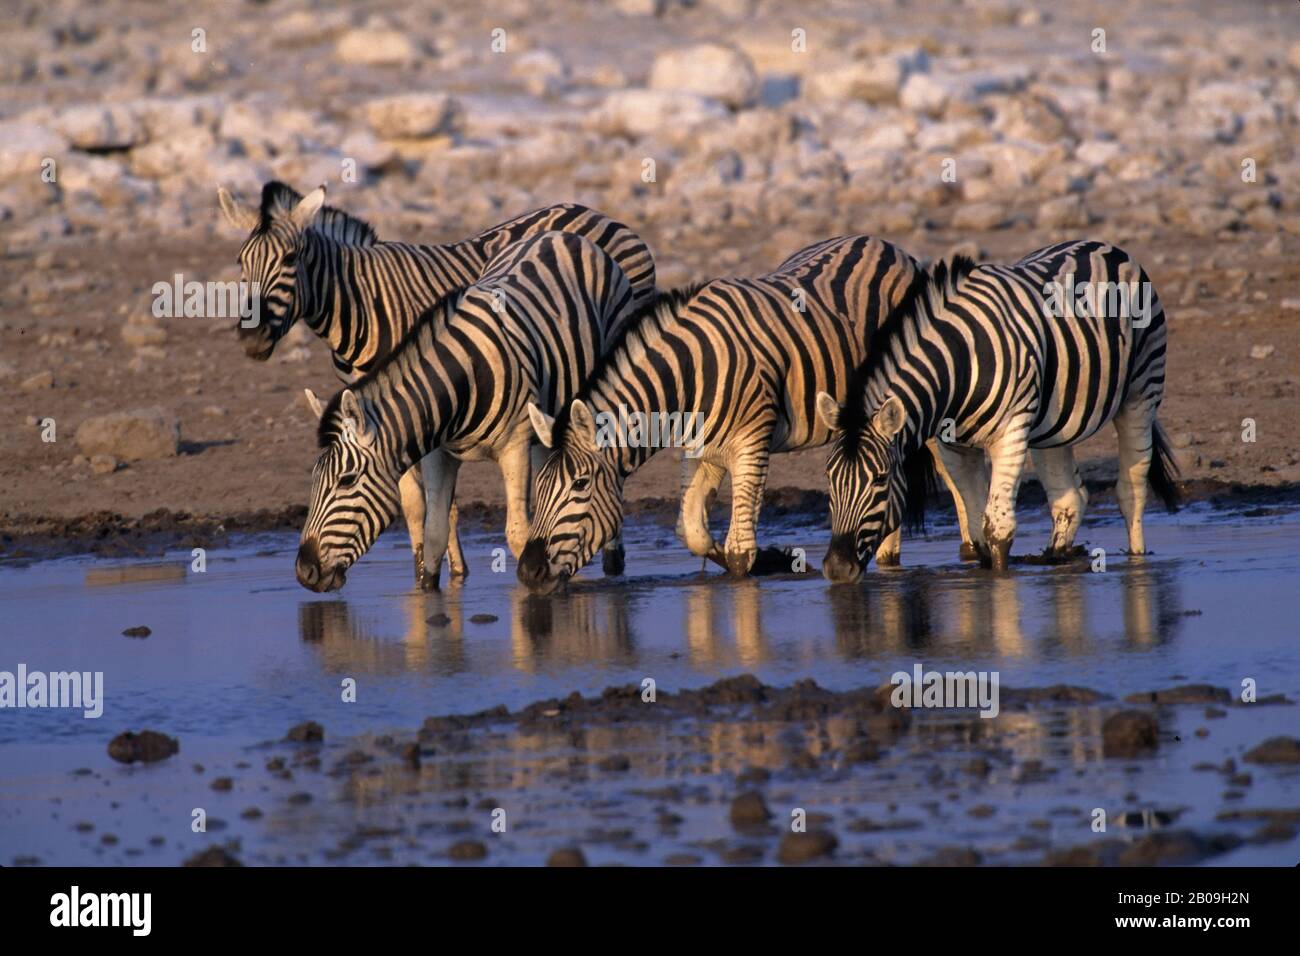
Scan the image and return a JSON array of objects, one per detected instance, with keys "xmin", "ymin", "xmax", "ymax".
[
  {"xmin": 822, "ymin": 535, "xmax": 863, "ymax": 584},
  {"xmin": 296, "ymin": 539, "xmax": 346, "ymax": 592},
  {"xmin": 517, "ymin": 538, "xmax": 564, "ymax": 593}
]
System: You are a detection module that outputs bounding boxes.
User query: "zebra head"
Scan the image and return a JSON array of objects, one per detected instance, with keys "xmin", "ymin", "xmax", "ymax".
[
  {"xmin": 817, "ymin": 392, "xmax": 908, "ymax": 584},
  {"xmin": 296, "ymin": 388, "xmax": 402, "ymax": 592},
  {"xmin": 218, "ymin": 182, "xmax": 325, "ymax": 361},
  {"xmin": 518, "ymin": 399, "xmax": 622, "ymax": 594}
]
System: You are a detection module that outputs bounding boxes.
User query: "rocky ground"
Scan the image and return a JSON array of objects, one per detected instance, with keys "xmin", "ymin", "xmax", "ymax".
[{"xmin": 2, "ymin": 0, "xmax": 1299, "ymax": 554}]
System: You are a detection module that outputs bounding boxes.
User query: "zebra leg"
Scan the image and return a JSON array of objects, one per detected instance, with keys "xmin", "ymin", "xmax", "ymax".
[
  {"xmin": 499, "ymin": 438, "xmax": 533, "ymax": 559},
  {"xmin": 1113, "ymin": 404, "xmax": 1154, "ymax": 554},
  {"xmin": 679, "ymin": 457, "xmax": 727, "ymax": 568},
  {"xmin": 599, "ymin": 443, "xmax": 629, "ymax": 576},
  {"xmin": 420, "ymin": 450, "xmax": 462, "ymax": 589},
  {"xmin": 398, "ymin": 464, "xmax": 432, "ymax": 589},
  {"xmin": 1031, "ymin": 446, "xmax": 1086, "ymax": 559},
  {"xmin": 981, "ymin": 423, "xmax": 1031, "ymax": 572},
  {"xmin": 721, "ymin": 442, "xmax": 772, "ymax": 577},
  {"xmin": 935, "ymin": 441, "xmax": 990, "ymax": 562}
]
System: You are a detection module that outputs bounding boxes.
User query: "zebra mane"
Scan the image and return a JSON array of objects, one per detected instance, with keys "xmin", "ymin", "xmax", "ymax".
[
  {"xmin": 839, "ymin": 254, "xmax": 979, "ymax": 447},
  {"xmin": 258, "ymin": 180, "xmax": 379, "ymax": 247},
  {"xmin": 316, "ymin": 290, "xmax": 466, "ymax": 448},
  {"xmin": 549, "ymin": 281, "xmax": 710, "ymax": 449}
]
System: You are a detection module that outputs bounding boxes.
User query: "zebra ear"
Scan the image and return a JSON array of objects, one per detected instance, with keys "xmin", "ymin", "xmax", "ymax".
[
  {"xmin": 303, "ymin": 388, "xmax": 325, "ymax": 420},
  {"xmin": 569, "ymin": 399, "xmax": 598, "ymax": 450},
  {"xmin": 339, "ymin": 389, "xmax": 373, "ymax": 445},
  {"xmin": 526, "ymin": 402, "xmax": 555, "ymax": 448},
  {"xmin": 218, "ymin": 186, "xmax": 257, "ymax": 231},
  {"xmin": 815, "ymin": 391, "xmax": 843, "ymax": 432},
  {"xmin": 290, "ymin": 184, "xmax": 326, "ymax": 229},
  {"xmin": 872, "ymin": 395, "xmax": 906, "ymax": 439}
]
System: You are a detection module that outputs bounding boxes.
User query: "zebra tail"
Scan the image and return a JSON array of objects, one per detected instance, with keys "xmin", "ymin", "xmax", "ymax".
[
  {"xmin": 1149, "ymin": 421, "xmax": 1181, "ymax": 513},
  {"xmin": 901, "ymin": 444, "xmax": 939, "ymax": 534}
]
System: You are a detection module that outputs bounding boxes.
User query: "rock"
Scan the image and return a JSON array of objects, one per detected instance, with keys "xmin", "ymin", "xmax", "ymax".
[
  {"xmin": 805, "ymin": 58, "xmax": 906, "ymax": 106},
  {"xmin": 75, "ymin": 408, "xmax": 179, "ymax": 461},
  {"xmin": 364, "ymin": 93, "xmax": 461, "ymax": 139},
  {"xmin": 511, "ymin": 49, "xmax": 569, "ymax": 98},
  {"xmin": 592, "ymin": 89, "xmax": 729, "ymax": 140},
  {"xmin": 53, "ymin": 105, "xmax": 145, "ymax": 151},
  {"xmin": 597, "ymin": 754, "xmax": 631, "ymax": 772},
  {"xmin": 1036, "ymin": 195, "xmax": 1089, "ymax": 230},
  {"xmin": 19, "ymin": 371, "xmax": 54, "ymax": 391},
  {"xmin": 121, "ymin": 625, "xmax": 151, "ymax": 638},
  {"xmin": 469, "ymin": 613, "xmax": 498, "ymax": 624},
  {"xmin": 448, "ymin": 839, "xmax": 488, "ymax": 861},
  {"xmin": 286, "ymin": 721, "xmax": 324, "ymax": 743},
  {"xmin": 951, "ymin": 202, "xmax": 1008, "ymax": 231},
  {"xmin": 1243, "ymin": 737, "xmax": 1300, "ymax": 765},
  {"xmin": 649, "ymin": 43, "xmax": 758, "ymax": 108},
  {"xmin": 1250, "ymin": 344, "xmax": 1275, "ymax": 360},
  {"xmin": 613, "ymin": 0, "xmax": 666, "ymax": 14},
  {"xmin": 900, "ymin": 73, "xmax": 951, "ymax": 117},
  {"xmin": 776, "ymin": 829, "xmax": 838, "ymax": 864},
  {"xmin": 0, "ymin": 122, "xmax": 66, "ymax": 176},
  {"xmin": 546, "ymin": 847, "xmax": 588, "ymax": 867},
  {"xmin": 729, "ymin": 791, "xmax": 772, "ymax": 828},
  {"xmin": 120, "ymin": 318, "xmax": 167, "ymax": 347},
  {"xmin": 1118, "ymin": 830, "xmax": 1242, "ymax": 866},
  {"xmin": 210, "ymin": 777, "xmax": 233, "ymax": 791},
  {"xmin": 108, "ymin": 730, "xmax": 179, "ymax": 764},
  {"xmin": 426, "ymin": 613, "xmax": 452, "ymax": 627},
  {"xmin": 183, "ymin": 846, "xmax": 243, "ymax": 867},
  {"xmin": 336, "ymin": 28, "xmax": 419, "ymax": 67},
  {"xmin": 1102, "ymin": 710, "xmax": 1159, "ymax": 758}
]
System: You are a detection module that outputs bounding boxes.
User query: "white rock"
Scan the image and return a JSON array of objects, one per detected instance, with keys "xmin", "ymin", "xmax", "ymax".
[
  {"xmin": 804, "ymin": 58, "xmax": 905, "ymax": 105},
  {"xmin": 364, "ymin": 93, "xmax": 461, "ymax": 139},
  {"xmin": 53, "ymin": 104, "xmax": 145, "ymax": 151},
  {"xmin": 0, "ymin": 122, "xmax": 67, "ymax": 176},
  {"xmin": 336, "ymin": 29, "xmax": 419, "ymax": 67},
  {"xmin": 591, "ymin": 89, "xmax": 729, "ymax": 140},
  {"xmin": 649, "ymin": 43, "xmax": 758, "ymax": 109},
  {"xmin": 20, "ymin": 370, "xmax": 54, "ymax": 391},
  {"xmin": 76, "ymin": 408, "xmax": 180, "ymax": 461},
  {"xmin": 1035, "ymin": 195, "xmax": 1089, "ymax": 230},
  {"xmin": 1250, "ymin": 344, "xmax": 1275, "ymax": 360},
  {"xmin": 1075, "ymin": 139, "xmax": 1122, "ymax": 168},
  {"xmin": 899, "ymin": 73, "xmax": 952, "ymax": 117}
]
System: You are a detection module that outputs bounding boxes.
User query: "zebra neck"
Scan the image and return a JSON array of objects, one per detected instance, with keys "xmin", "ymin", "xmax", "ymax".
[
  {"xmin": 361, "ymin": 323, "xmax": 452, "ymax": 474},
  {"xmin": 865, "ymin": 310, "xmax": 955, "ymax": 456},
  {"xmin": 585, "ymin": 382, "xmax": 683, "ymax": 479}
]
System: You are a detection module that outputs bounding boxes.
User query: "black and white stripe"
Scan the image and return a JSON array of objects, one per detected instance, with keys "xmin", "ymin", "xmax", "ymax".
[
  {"xmin": 516, "ymin": 234, "xmax": 974, "ymax": 592},
  {"xmin": 295, "ymin": 231, "xmax": 637, "ymax": 592},
  {"xmin": 219, "ymin": 180, "xmax": 655, "ymax": 587},
  {"xmin": 818, "ymin": 239, "xmax": 1178, "ymax": 582}
]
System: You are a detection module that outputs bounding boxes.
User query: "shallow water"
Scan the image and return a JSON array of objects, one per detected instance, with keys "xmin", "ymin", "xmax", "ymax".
[{"xmin": 2, "ymin": 503, "xmax": 1298, "ymax": 866}]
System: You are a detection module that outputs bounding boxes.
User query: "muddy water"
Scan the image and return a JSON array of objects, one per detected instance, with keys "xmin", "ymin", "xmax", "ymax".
[{"xmin": 1, "ymin": 503, "xmax": 1298, "ymax": 866}]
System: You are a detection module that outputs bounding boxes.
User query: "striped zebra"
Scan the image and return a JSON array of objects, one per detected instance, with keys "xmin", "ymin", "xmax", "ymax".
[
  {"xmin": 218, "ymin": 180, "xmax": 655, "ymax": 588},
  {"xmin": 815, "ymin": 239, "xmax": 1179, "ymax": 583},
  {"xmin": 516, "ymin": 234, "xmax": 978, "ymax": 593},
  {"xmin": 294, "ymin": 230, "xmax": 637, "ymax": 593}
]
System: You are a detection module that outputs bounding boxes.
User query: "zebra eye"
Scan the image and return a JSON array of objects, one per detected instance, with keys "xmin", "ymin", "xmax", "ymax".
[
  {"xmin": 571, "ymin": 474, "xmax": 591, "ymax": 493},
  {"xmin": 338, "ymin": 471, "xmax": 360, "ymax": 488}
]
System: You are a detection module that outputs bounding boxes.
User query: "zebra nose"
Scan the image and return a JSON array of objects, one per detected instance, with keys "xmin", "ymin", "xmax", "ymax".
[
  {"xmin": 516, "ymin": 538, "xmax": 552, "ymax": 589},
  {"xmin": 296, "ymin": 539, "xmax": 322, "ymax": 590},
  {"xmin": 822, "ymin": 536, "xmax": 863, "ymax": 584}
]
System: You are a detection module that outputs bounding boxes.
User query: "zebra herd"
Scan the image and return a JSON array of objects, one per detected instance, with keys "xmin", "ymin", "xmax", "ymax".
[{"xmin": 217, "ymin": 181, "xmax": 1178, "ymax": 595}]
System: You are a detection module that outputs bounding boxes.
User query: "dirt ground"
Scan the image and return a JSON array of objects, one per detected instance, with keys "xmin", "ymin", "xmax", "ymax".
[{"xmin": 2, "ymin": 223, "xmax": 1298, "ymax": 556}]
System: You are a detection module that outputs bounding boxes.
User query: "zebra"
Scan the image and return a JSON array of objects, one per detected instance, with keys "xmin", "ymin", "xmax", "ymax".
[
  {"xmin": 294, "ymin": 230, "xmax": 638, "ymax": 593},
  {"xmin": 815, "ymin": 239, "xmax": 1179, "ymax": 583},
  {"xmin": 516, "ymin": 234, "xmax": 980, "ymax": 594},
  {"xmin": 218, "ymin": 180, "xmax": 655, "ymax": 588}
]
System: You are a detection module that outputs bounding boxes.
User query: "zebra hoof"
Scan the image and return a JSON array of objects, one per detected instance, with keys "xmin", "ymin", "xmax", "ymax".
[
  {"xmin": 875, "ymin": 551, "xmax": 901, "ymax": 568},
  {"xmin": 987, "ymin": 538, "xmax": 1012, "ymax": 573},
  {"xmin": 959, "ymin": 542, "xmax": 983, "ymax": 562},
  {"xmin": 724, "ymin": 549, "xmax": 757, "ymax": 578},
  {"xmin": 601, "ymin": 546, "xmax": 626, "ymax": 577},
  {"xmin": 419, "ymin": 570, "xmax": 441, "ymax": 592}
]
